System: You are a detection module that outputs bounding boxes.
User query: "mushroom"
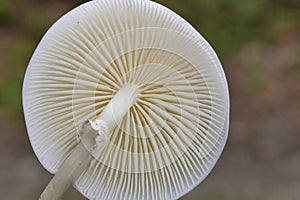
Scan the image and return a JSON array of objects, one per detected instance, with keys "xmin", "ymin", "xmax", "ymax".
[{"xmin": 23, "ymin": 0, "xmax": 230, "ymax": 200}]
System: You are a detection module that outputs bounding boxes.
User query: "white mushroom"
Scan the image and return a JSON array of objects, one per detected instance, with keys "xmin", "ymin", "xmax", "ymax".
[{"xmin": 23, "ymin": 0, "xmax": 230, "ymax": 199}]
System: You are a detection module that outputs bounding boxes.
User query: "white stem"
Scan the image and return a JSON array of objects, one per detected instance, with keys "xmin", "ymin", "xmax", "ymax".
[
  {"xmin": 39, "ymin": 84, "xmax": 139, "ymax": 200},
  {"xmin": 91, "ymin": 84, "xmax": 139, "ymax": 134},
  {"xmin": 39, "ymin": 122, "xmax": 95, "ymax": 200}
]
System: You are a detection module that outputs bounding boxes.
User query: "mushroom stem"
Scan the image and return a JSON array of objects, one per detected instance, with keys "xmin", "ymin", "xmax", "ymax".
[
  {"xmin": 39, "ymin": 84, "xmax": 139, "ymax": 200},
  {"xmin": 91, "ymin": 84, "xmax": 139, "ymax": 135},
  {"xmin": 39, "ymin": 123, "xmax": 95, "ymax": 200}
]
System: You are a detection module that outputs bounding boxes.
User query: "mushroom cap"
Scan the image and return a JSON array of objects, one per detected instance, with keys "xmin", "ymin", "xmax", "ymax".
[{"xmin": 23, "ymin": 0, "xmax": 230, "ymax": 199}]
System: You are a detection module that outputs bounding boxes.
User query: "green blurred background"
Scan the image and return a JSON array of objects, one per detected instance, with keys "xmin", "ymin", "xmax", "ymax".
[{"xmin": 1, "ymin": 0, "xmax": 300, "ymax": 199}]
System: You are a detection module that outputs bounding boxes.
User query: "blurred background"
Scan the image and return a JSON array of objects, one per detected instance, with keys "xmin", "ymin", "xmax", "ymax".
[{"xmin": 0, "ymin": 0, "xmax": 299, "ymax": 199}]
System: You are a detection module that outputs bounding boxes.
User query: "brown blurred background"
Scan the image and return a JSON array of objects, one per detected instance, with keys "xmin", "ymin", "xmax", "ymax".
[{"xmin": 0, "ymin": 0, "xmax": 300, "ymax": 199}]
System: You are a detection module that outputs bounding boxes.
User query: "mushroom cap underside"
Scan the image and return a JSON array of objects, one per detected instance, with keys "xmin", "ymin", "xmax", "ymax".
[{"xmin": 23, "ymin": 0, "xmax": 230, "ymax": 199}]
